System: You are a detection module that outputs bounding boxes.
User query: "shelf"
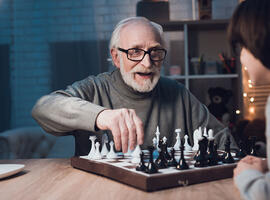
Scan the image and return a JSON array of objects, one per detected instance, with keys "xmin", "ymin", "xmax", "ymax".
[
  {"xmin": 188, "ymin": 74, "xmax": 238, "ymax": 79},
  {"xmin": 161, "ymin": 19, "xmax": 229, "ymax": 32},
  {"xmin": 168, "ymin": 74, "xmax": 238, "ymax": 80}
]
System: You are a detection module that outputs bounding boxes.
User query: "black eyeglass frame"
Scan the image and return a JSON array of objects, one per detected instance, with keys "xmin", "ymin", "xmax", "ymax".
[{"xmin": 117, "ymin": 47, "xmax": 167, "ymax": 62}]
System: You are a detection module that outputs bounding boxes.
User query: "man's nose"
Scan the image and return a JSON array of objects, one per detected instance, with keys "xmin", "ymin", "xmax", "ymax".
[{"xmin": 140, "ymin": 53, "xmax": 152, "ymax": 68}]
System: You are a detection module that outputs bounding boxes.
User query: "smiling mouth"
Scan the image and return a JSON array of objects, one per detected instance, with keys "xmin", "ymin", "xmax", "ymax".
[{"xmin": 136, "ymin": 72, "xmax": 153, "ymax": 76}]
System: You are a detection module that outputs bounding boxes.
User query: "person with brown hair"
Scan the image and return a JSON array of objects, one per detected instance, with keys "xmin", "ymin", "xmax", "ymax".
[{"xmin": 228, "ymin": 0, "xmax": 270, "ymax": 199}]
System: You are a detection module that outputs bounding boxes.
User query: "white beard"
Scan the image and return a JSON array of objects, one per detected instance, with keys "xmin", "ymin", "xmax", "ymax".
[{"xmin": 119, "ymin": 56, "xmax": 160, "ymax": 93}]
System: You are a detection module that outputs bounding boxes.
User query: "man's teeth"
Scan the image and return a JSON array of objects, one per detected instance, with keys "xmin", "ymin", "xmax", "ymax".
[{"xmin": 137, "ymin": 72, "xmax": 152, "ymax": 75}]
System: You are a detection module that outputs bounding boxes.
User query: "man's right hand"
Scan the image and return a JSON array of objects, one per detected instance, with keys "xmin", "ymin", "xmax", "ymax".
[{"xmin": 96, "ymin": 109, "xmax": 144, "ymax": 153}]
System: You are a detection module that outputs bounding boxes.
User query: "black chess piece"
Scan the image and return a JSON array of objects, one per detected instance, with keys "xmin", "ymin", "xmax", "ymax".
[
  {"xmin": 136, "ymin": 152, "xmax": 147, "ymax": 172},
  {"xmin": 222, "ymin": 136, "xmax": 235, "ymax": 164},
  {"xmin": 145, "ymin": 146, "xmax": 159, "ymax": 174},
  {"xmin": 167, "ymin": 148, "xmax": 178, "ymax": 167},
  {"xmin": 249, "ymin": 136, "xmax": 257, "ymax": 156},
  {"xmin": 207, "ymin": 140, "xmax": 218, "ymax": 166},
  {"xmin": 236, "ymin": 140, "xmax": 247, "ymax": 159},
  {"xmin": 176, "ymin": 145, "xmax": 189, "ymax": 170},
  {"xmin": 155, "ymin": 139, "xmax": 168, "ymax": 169},
  {"xmin": 164, "ymin": 140, "xmax": 171, "ymax": 161},
  {"xmin": 194, "ymin": 136, "xmax": 208, "ymax": 167}
]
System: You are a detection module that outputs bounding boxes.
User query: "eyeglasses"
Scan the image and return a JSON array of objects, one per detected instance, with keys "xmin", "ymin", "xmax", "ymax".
[{"xmin": 117, "ymin": 47, "xmax": 167, "ymax": 62}]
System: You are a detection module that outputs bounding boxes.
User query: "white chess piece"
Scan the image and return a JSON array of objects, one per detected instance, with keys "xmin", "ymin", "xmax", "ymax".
[
  {"xmin": 93, "ymin": 142, "xmax": 102, "ymax": 160},
  {"xmin": 131, "ymin": 145, "xmax": 141, "ymax": 164},
  {"xmin": 198, "ymin": 126, "xmax": 203, "ymax": 139},
  {"xmin": 184, "ymin": 135, "xmax": 192, "ymax": 152},
  {"xmin": 101, "ymin": 134, "xmax": 109, "ymax": 157},
  {"xmin": 87, "ymin": 136, "xmax": 97, "ymax": 159},
  {"xmin": 174, "ymin": 128, "xmax": 181, "ymax": 151},
  {"xmin": 192, "ymin": 129, "xmax": 200, "ymax": 151},
  {"xmin": 152, "ymin": 137, "xmax": 157, "ymax": 149},
  {"xmin": 208, "ymin": 129, "xmax": 214, "ymax": 141},
  {"xmin": 203, "ymin": 127, "xmax": 208, "ymax": 137},
  {"xmin": 155, "ymin": 126, "xmax": 161, "ymax": 151},
  {"xmin": 124, "ymin": 143, "xmax": 133, "ymax": 157},
  {"xmin": 107, "ymin": 141, "xmax": 117, "ymax": 159},
  {"xmin": 162, "ymin": 136, "xmax": 167, "ymax": 144}
]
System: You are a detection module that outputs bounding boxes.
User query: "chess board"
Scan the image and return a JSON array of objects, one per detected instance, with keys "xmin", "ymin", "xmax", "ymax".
[{"xmin": 71, "ymin": 151, "xmax": 238, "ymax": 192}]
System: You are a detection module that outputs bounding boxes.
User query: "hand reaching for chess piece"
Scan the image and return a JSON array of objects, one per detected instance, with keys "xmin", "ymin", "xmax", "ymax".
[{"xmin": 96, "ymin": 109, "xmax": 144, "ymax": 153}]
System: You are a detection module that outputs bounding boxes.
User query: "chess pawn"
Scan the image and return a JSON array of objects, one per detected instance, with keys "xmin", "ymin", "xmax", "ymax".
[
  {"xmin": 174, "ymin": 129, "xmax": 181, "ymax": 151},
  {"xmin": 203, "ymin": 127, "xmax": 208, "ymax": 137},
  {"xmin": 236, "ymin": 140, "xmax": 247, "ymax": 158},
  {"xmin": 124, "ymin": 144, "xmax": 132, "ymax": 157},
  {"xmin": 167, "ymin": 148, "xmax": 178, "ymax": 167},
  {"xmin": 101, "ymin": 133, "xmax": 109, "ymax": 157},
  {"xmin": 208, "ymin": 140, "xmax": 218, "ymax": 166},
  {"xmin": 107, "ymin": 141, "xmax": 117, "ymax": 159},
  {"xmin": 163, "ymin": 137, "xmax": 171, "ymax": 160},
  {"xmin": 192, "ymin": 129, "xmax": 200, "ymax": 151},
  {"xmin": 176, "ymin": 145, "xmax": 189, "ymax": 170},
  {"xmin": 131, "ymin": 145, "xmax": 142, "ymax": 164},
  {"xmin": 87, "ymin": 136, "xmax": 97, "ymax": 159},
  {"xmin": 222, "ymin": 136, "xmax": 235, "ymax": 164},
  {"xmin": 194, "ymin": 136, "xmax": 208, "ymax": 167},
  {"xmin": 136, "ymin": 152, "xmax": 147, "ymax": 172},
  {"xmin": 249, "ymin": 136, "xmax": 257, "ymax": 156},
  {"xmin": 208, "ymin": 129, "xmax": 214, "ymax": 140},
  {"xmin": 184, "ymin": 135, "xmax": 192, "ymax": 152},
  {"xmin": 93, "ymin": 142, "xmax": 102, "ymax": 160},
  {"xmin": 146, "ymin": 146, "xmax": 158, "ymax": 174}
]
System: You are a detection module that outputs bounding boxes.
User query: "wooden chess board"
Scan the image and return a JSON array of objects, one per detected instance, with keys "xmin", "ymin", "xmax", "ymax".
[{"xmin": 71, "ymin": 151, "xmax": 237, "ymax": 192}]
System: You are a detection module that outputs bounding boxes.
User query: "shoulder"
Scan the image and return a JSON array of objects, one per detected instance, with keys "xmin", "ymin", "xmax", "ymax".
[
  {"xmin": 71, "ymin": 71, "xmax": 114, "ymax": 89},
  {"xmin": 159, "ymin": 76, "xmax": 188, "ymax": 95}
]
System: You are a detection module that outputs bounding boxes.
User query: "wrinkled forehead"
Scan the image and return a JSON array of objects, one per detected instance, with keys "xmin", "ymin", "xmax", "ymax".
[{"xmin": 119, "ymin": 21, "xmax": 163, "ymax": 48}]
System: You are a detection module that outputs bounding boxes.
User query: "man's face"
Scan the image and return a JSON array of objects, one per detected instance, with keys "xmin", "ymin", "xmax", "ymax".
[{"xmin": 115, "ymin": 22, "xmax": 164, "ymax": 93}]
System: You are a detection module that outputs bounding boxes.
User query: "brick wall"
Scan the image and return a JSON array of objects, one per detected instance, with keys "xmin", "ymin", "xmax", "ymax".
[{"xmin": 0, "ymin": 0, "xmax": 238, "ymax": 129}]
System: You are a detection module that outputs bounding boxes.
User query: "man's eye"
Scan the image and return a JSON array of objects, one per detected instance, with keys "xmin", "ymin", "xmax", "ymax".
[{"xmin": 129, "ymin": 49, "xmax": 142, "ymax": 56}]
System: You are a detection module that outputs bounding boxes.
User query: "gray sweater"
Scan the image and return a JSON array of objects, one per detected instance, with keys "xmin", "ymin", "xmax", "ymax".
[
  {"xmin": 32, "ymin": 69, "xmax": 237, "ymax": 156},
  {"xmin": 235, "ymin": 96, "xmax": 270, "ymax": 200}
]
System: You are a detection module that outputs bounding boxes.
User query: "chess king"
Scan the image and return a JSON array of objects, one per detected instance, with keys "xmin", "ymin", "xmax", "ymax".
[{"xmin": 32, "ymin": 17, "xmax": 238, "ymax": 156}]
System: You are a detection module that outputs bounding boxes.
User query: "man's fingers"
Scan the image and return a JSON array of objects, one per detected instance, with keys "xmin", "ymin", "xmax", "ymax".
[
  {"xmin": 111, "ymin": 125, "xmax": 121, "ymax": 151},
  {"xmin": 132, "ymin": 112, "xmax": 144, "ymax": 145},
  {"xmin": 125, "ymin": 110, "xmax": 137, "ymax": 151},
  {"xmin": 119, "ymin": 118, "xmax": 129, "ymax": 153}
]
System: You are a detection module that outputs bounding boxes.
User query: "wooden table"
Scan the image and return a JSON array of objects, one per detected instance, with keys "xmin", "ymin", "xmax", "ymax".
[{"xmin": 0, "ymin": 159, "xmax": 241, "ymax": 200}]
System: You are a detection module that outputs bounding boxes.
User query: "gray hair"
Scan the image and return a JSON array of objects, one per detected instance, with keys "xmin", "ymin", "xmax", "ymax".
[{"xmin": 109, "ymin": 17, "xmax": 165, "ymax": 51}]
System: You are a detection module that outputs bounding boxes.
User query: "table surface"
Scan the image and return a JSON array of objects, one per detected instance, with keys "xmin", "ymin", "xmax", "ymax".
[{"xmin": 0, "ymin": 159, "xmax": 241, "ymax": 200}]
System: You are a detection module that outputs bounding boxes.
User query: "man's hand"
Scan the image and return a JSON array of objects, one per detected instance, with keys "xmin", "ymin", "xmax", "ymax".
[
  {"xmin": 233, "ymin": 156, "xmax": 268, "ymax": 180},
  {"xmin": 96, "ymin": 109, "xmax": 144, "ymax": 153}
]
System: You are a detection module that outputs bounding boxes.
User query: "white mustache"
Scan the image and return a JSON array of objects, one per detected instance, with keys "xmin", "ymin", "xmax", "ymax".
[{"xmin": 130, "ymin": 67, "xmax": 157, "ymax": 74}]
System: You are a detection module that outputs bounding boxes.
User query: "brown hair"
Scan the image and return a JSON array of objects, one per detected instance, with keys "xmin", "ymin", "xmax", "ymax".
[{"xmin": 228, "ymin": 0, "xmax": 270, "ymax": 69}]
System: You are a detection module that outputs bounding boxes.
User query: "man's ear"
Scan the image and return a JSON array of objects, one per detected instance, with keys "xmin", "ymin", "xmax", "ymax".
[{"xmin": 111, "ymin": 48, "xmax": 120, "ymax": 69}]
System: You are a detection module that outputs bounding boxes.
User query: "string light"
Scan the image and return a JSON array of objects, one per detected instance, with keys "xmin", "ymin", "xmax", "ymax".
[
  {"xmin": 243, "ymin": 93, "xmax": 247, "ymax": 97},
  {"xmin": 250, "ymin": 97, "xmax": 254, "ymax": 102},
  {"xmin": 244, "ymin": 66, "xmax": 247, "ymax": 70},
  {"xmin": 249, "ymin": 84, "xmax": 253, "ymax": 88},
  {"xmin": 236, "ymin": 110, "xmax": 241, "ymax": 114},
  {"xmin": 249, "ymin": 107, "xmax": 255, "ymax": 113}
]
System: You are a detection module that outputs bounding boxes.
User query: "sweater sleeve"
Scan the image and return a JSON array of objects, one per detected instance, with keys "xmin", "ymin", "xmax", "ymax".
[
  {"xmin": 32, "ymin": 77, "xmax": 107, "ymax": 136},
  {"xmin": 235, "ymin": 169, "xmax": 270, "ymax": 200}
]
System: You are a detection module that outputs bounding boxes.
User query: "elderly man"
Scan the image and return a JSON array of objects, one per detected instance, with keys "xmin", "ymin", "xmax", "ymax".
[{"xmin": 32, "ymin": 17, "xmax": 236, "ymax": 156}]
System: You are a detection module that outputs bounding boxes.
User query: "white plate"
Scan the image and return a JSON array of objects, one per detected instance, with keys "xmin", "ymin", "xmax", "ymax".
[{"xmin": 0, "ymin": 164, "xmax": 25, "ymax": 179}]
